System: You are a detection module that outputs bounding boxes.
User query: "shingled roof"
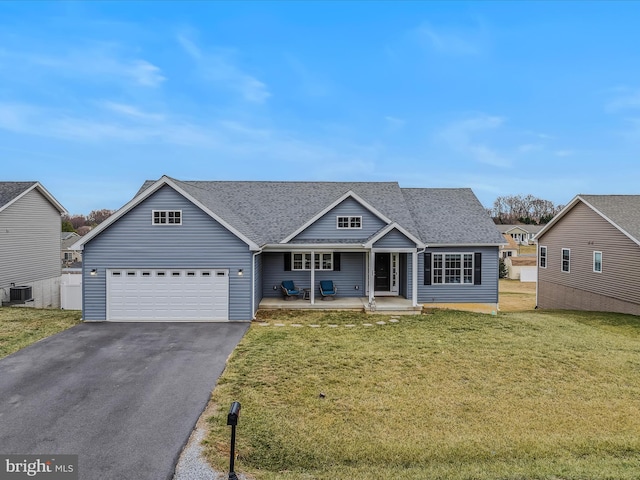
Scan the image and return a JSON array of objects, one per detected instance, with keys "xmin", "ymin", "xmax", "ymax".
[
  {"xmin": 579, "ymin": 195, "xmax": 640, "ymax": 243},
  {"xmin": 0, "ymin": 182, "xmax": 37, "ymax": 209},
  {"xmin": 127, "ymin": 177, "xmax": 505, "ymax": 247}
]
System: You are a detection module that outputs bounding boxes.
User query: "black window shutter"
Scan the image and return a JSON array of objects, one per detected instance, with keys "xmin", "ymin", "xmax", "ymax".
[
  {"xmin": 333, "ymin": 253, "xmax": 341, "ymax": 271},
  {"xmin": 474, "ymin": 252, "xmax": 482, "ymax": 285},
  {"xmin": 424, "ymin": 252, "xmax": 432, "ymax": 285},
  {"xmin": 284, "ymin": 253, "xmax": 291, "ymax": 271}
]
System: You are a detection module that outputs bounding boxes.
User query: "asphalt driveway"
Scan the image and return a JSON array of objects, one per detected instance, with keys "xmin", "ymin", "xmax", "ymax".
[{"xmin": 0, "ymin": 322, "xmax": 248, "ymax": 480}]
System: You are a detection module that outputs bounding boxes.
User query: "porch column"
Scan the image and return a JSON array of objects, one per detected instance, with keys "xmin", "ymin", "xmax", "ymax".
[
  {"xmin": 412, "ymin": 250, "xmax": 418, "ymax": 307},
  {"xmin": 310, "ymin": 250, "xmax": 315, "ymax": 305},
  {"xmin": 368, "ymin": 249, "xmax": 375, "ymax": 305}
]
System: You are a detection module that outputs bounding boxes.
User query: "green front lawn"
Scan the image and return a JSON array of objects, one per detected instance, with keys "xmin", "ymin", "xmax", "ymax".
[
  {"xmin": 204, "ymin": 309, "xmax": 640, "ymax": 479},
  {"xmin": 0, "ymin": 307, "xmax": 82, "ymax": 358}
]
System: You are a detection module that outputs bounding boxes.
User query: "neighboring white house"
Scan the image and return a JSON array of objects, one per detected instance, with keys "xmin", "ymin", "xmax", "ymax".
[
  {"xmin": 497, "ymin": 224, "xmax": 544, "ymax": 245},
  {"xmin": 0, "ymin": 182, "xmax": 67, "ymax": 307},
  {"xmin": 499, "ymin": 234, "xmax": 519, "ymax": 259}
]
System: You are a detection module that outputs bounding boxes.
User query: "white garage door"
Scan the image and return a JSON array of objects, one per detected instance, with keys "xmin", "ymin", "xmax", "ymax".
[{"xmin": 107, "ymin": 269, "xmax": 229, "ymax": 321}]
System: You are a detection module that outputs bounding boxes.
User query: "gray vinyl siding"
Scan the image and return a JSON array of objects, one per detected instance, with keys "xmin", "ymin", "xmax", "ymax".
[
  {"xmin": 82, "ymin": 185, "xmax": 253, "ymax": 321},
  {"xmin": 293, "ymin": 197, "xmax": 387, "ymax": 241},
  {"xmin": 0, "ymin": 189, "xmax": 61, "ymax": 289},
  {"xmin": 373, "ymin": 229, "xmax": 417, "ymax": 248},
  {"xmin": 262, "ymin": 252, "xmax": 366, "ymax": 298},
  {"xmin": 537, "ymin": 201, "xmax": 640, "ymax": 311},
  {"xmin": 418, "ymin": 246, "xmax": 499, "ymax": 303}
]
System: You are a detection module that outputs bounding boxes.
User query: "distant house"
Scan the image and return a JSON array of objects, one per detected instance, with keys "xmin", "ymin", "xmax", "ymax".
[
  {"xmin": 497, "ymin": 224, "xmax": 544, "ymax": 244},
  {"xmin": 61, "ymin": 232, "xmax": 82, "ymax": 266},
  {"xmin": 0, "ymin": 182, "xmax": 67, "ymax": 307},
  {"xmin": 536, "ymin": 195, "xmax": 640, "ymax": 315},
  {"xmin": 505, "ymin": 256, "xmax": 537, "ymax": 282},
  {"xmin": 72, "ymin": 176, "xmax": 505, "ymax": 322},
  {"xmin": 499, "ymin": 234, "xmax": 519, "ymax": 259}
]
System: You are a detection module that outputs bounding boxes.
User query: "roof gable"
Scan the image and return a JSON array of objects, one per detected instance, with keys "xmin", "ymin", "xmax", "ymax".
[
  {"xmin": 0, "ymin": 182, "xmax": 66, "ymax": 215},
  {"xmin": 282, "ymin": 191, "xmax": 391, "ymax": 244},
  {"xmin": 537, "ymin": 195, "xmax": 640, "ymax": 247},
  {"xmin": 72, "ymin": 176, "xmax": 260, "ymax": 250}
]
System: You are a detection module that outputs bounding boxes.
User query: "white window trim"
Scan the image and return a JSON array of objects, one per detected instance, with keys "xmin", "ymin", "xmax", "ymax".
[
  {"xmin": 336, "ymin": 216, "xmax": 362, "ymax": 229},
  {"xmin": 539, "ymin": 246, "xmax": 547, "ymax": 269},
  {"xmin": 593, "ymin": 251, "xmax": 602, "ymax": 273},
  {"xmin": 291, "ymin": 252, "xmax": 334, "ymax": 271},
  {"xmin": 432, "ymin": 252, "xmax": 474, "ymax": 286},
  {"xmin": 152, "ymin": 209, "xmax": 182, "ymax": 225},
  {"xmin": 561, "ymin": 248, "xmax": 570, "ymax": 273}
]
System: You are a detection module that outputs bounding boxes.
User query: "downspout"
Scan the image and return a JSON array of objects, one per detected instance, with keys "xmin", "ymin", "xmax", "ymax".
[{"xmin": 251, "ymin": 249, "xmax": 262, "ymax": 320}]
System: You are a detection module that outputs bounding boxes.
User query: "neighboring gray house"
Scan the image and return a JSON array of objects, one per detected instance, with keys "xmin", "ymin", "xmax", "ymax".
[
  {"xmin": 536, "ymin": 194, "xmax": 640, "ymax": 316},
  {"xmin": 0, "ymin": 182, "xmax": 67, "ymax": 307},
  {"xmin": 73, "ymin": 176, "xmax": 505, "ymax": 322}
]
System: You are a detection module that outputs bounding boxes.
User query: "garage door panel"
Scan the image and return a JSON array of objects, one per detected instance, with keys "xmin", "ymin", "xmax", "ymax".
[{"xmin": 107, "ymin": 269, "xmax": 229, "ymax": 321}]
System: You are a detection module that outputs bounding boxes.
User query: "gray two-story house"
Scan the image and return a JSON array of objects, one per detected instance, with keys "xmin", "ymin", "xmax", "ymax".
[
  {"xmin": 73, "ymin": 176, "xmax": 504, "ymax": 321},
  {"xmin": 0, "ymin": 182, "xmax": 67, "ymax": 307}
]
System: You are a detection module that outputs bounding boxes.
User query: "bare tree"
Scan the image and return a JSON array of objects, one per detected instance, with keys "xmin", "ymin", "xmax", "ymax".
[
  {"xmin": 490, "ymin": 194, "xmax": 562, "ymax": 224},
  {"xmin": 87, "ymin": 209, "xmax": 115, "ymax": 226}
]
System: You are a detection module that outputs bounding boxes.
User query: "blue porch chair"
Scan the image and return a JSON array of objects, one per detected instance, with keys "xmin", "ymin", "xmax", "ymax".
[
  {"xmin": 319, "ymin": 280, "xmax": 337, "ymax": 300},
  {"xmin": 281, "ymin": 280, "xmax": 300, "ymax": 300}
]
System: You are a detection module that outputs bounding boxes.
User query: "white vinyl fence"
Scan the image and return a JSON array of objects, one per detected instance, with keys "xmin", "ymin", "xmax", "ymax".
[{"xmin": 61, "ymin": 272, "xmax": 82, "ymax": 310}]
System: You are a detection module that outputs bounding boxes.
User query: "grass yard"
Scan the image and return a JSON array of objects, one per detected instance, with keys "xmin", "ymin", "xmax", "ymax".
[
  {"xmin": 0, "ymin": 307, "xmax": 82, "ymax": 359},
  {"xmin": 204, "ymin": 309, "xmax": 640, "ymax": 479},
  {"xmin": 499, "ymin": 279, "xmax": 536, "ymax": 312}
]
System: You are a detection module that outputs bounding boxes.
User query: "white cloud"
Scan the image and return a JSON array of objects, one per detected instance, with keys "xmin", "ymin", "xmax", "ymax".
[
  {"xmin": 177, "ymin": 33, "xmax": 271, "ymax": 103},
  {"xmin": 385, "ymin": 116, "xmax": 406, "ymax": 130},
  {"xmin": 606, "ymin": 87, "xmax": 640, "ymax": 112},
  {"xmin": 412, "ymin": 22, "xmax": 484, "ymax": 56},
  {"xmin": 438, "ymin": 115, "xmax": 510, "ymax": 167},
  {"xmin": 100, "ymin": 102, "xmax": 165, "ymax": 122},
  {"xmin": 554, "ymin": 149, "xmax": 574, "ymax": 157}
]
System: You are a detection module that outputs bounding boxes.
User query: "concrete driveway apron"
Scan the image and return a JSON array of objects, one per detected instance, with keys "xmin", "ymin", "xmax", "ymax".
[{"xmin": 0, "ymin": 322, "xmax": 248, "ymax": 480}]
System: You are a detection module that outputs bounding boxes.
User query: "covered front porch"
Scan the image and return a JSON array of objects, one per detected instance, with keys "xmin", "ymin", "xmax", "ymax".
[{"xmin": 258, "ymin": 295, "xmax": 423, "ymax": 314}]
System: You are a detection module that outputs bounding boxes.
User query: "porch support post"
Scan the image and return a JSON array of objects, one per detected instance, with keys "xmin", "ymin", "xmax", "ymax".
[
  {"xmin": 310, "ymin": 250, "xmax": 315, "ymax": 305},
  {"xmin": 368, "ymin": 249, "xmax": 375, "ymax": 305},
  {"xmin": 412, "ymin": 250, "xmax": 418, "ymax": 307}
]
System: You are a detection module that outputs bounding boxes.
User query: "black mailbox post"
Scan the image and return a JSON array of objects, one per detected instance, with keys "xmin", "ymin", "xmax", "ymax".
[{"xmin": 227, "ymin": 401, "xmax": 241, "ymax": 480}]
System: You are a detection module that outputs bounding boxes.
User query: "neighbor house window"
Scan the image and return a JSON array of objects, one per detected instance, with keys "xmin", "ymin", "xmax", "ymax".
[
  {"xmin": 593, "ymin": 251, "xmax": 602, "ymax": 273},
  {"xmin": 432, "ymin": 253, "xmax": 473, "ymax": 284},
  {"xmin": 152, "ymin": 210, "xmax": 182, "ymax": 225},
  {"xmin": 63, "ymin": 252, "xmax": 74, "ymax": 261},
  {"xmin": 561, "ymin": 248, "xmax": 570, "ymax": 272},
  {"xmin": 539, "ymin": 246, "xmax": 547, "ymax": 268},
  {"xmin": 337, "ymin": 216, "xmax": 362, "ymax": 229},
  {"xmin": 291, "ymin": 252, "xmax": 333, "ymax": 270}
]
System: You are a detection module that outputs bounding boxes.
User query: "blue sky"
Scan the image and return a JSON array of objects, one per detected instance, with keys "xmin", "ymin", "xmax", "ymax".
[{"xmin": 2, "ymin": 1, "xmax": 640, "ymax": 214}]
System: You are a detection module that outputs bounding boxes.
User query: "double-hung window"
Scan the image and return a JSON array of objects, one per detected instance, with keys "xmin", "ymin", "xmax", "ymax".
[
  {"xmin": 432, "ymin": 253, "xmax": 474, "ymax": 284},
  {"xmin": 561, "ymin": 248, "xmax": 570, "ymax": 272},
  {"xmin": 593, "ymin": 251, "xmax": 602, "ymax": 273},
  {"xmin": 153, "ymin": 210, "xmax": 182, "ymax": 225},
  {"xmin": 539, "ymin": 246, "xmax": 547, "ymax": 268},
  {"xmin": 292, "ymin": 253, "xmax": 333, "ymax": 270}
]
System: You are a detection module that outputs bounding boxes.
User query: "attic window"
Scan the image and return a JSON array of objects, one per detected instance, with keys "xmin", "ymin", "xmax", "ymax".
[
  {"xmin": 337, "ymin": 216, "xmax": 362, "ymax": 229},
  {"xmin": 153, "ymin": 210, "xmax": 182, "ymax": 225}
]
